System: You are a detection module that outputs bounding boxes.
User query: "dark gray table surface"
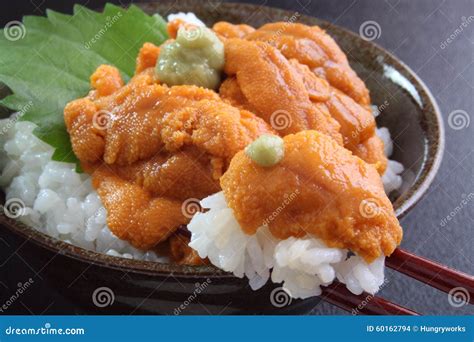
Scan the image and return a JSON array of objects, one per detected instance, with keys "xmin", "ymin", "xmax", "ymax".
[{"xmin": 0, "ymin": 0, "xmax": 472, "ymax": 315}]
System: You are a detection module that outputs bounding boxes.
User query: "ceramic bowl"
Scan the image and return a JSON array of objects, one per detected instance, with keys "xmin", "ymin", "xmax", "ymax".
[{"xmin": 0, "ymin": 0, "xmax": 444, "ymax": 314}]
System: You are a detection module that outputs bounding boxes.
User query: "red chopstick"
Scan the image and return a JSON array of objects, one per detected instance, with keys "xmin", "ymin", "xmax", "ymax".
[
  {"xmin": 386, "ymin": 248, "xmax": 474, "ymax": 304},
  {"xmin": 321, "ymin": 282, "xmax": 420, "ymax": 315}
]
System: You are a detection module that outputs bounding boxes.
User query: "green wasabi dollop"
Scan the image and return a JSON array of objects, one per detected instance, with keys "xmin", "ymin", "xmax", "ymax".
[
  {"xmin": 245, "ymin": 135, "xmax": 285, "ymax": 167},
  {"xmin": 155, "ymin": 26, "xmax": 225, "ymax": 89}
]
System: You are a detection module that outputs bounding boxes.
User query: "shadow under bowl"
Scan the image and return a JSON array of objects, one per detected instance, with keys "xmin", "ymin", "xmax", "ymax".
[{"xmin": 0, "ymin": 1, "xmax": 444, "ymax": 314}]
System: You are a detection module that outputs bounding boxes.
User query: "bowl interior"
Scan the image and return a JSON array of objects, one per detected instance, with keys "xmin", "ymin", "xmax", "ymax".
[{"xmin": 0, "ymin": 1, "xmax": 444, "ymax": 277}]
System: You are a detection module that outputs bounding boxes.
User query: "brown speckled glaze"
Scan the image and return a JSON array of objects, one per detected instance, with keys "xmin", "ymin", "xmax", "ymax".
[{"xmin": 0, "ymin": 1, "xmax": 444, "ymax": 314}]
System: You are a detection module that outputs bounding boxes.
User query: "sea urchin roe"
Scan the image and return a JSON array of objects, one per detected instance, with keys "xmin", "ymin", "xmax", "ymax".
[
  {"xmin": 222, "ymin": 130, "xmax": 402, "ymax": 263},
  {"xmin": 65, "ymin": 57, "xmax": 274, "ymax": 252},
  {"xmin": 245, "ymin": 134, "xmax": 284, "ymax": 167},
  {"xmin": 156, "ymin": 26, "xmax": 225, "ymax": 89}
]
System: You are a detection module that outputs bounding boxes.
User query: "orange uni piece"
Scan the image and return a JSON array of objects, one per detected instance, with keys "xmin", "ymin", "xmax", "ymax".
[
  {"xmin": 64, "ymin": 44, "xmax": 273, "ymax": 250},
  {"xmin": 221, "ymin": 130, "xmax": 401, "ymax": 263}
]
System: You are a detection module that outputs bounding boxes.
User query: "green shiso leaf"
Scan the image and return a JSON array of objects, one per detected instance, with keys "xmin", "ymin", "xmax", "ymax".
[{"xmin": 0, "ymin": 4, "xmax": 168, "ymax": 165}]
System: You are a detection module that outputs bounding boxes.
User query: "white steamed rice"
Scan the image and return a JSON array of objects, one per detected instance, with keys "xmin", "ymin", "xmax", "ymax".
[
  {"xmin": 167, "ymin": 12, "xmax": 206, "ymax": 27},
  {"xmin": 0, "ymin": 120, "xmax": 165, "ymax": 262},
  {"xmin": 188, "ymin": 193, "xmax": 385, "ymax": 299}
]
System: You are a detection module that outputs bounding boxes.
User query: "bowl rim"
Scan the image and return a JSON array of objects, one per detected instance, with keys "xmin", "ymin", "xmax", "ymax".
[
  {"xmin": 388, "ymin": 61, "xmax": 445, "ymax": 218},
  {"xmin": 0, "ymin": 1, "xmax": 445, "ymax": 279}
]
